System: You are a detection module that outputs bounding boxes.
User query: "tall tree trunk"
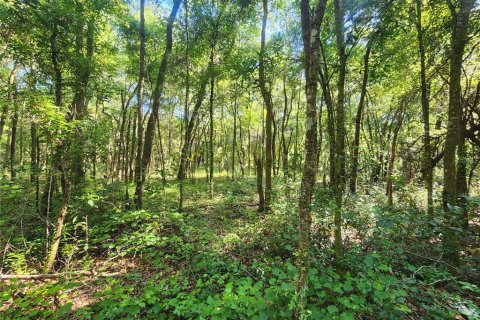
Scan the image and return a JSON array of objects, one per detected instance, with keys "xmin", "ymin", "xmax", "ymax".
[
  {"xmin": 239, "ymin": 112, "xmax": 245, "ymax": 177},
  {"xmin": 42, "ymin": 10, "xmax": 63, "ymax": 242},
  {"xmin": 295, "ymin": 0, "xmax": 327, "ymax": 317},
  {"xmin": 293, "ymin": 98, "xmax": 300, "ymax": 181},
  {"xmin": 129, "ymin": 108, "xmax": 137, "ymax": 182},
  {"xmin": 155, "ymin": 116, "xmax": 167, "ymax": 187},
  {"xmin": 443, "ymin": 0, "xmax": 474, "ymax": 264},
  {"xmin": 272, "ymin": 112, "xmax": 278, "ymax": 176},
  {"xmin": 415, "ymin": 0, "xmax": 433, "ymax": 215},
  {"xmin": 134, "ymin": 0, "xmax": 146, "ymax": 209},
  {"xmin": 456, "ymin": 111, "xmax": 468, "ymax": 228},
  {"xmin": 333, "ymin": 0, "xmax": 346, "ymax": 261},
  {"xmin": 386, "ymin": 101, "xmax": 405, "ymax": 205},
  {"xmin": 180, "ymin": 0, "xmax": 190, "ymax": 211},
  {"xmin": 178, "ymin": 69, "xmax": 210, "ymax": 181},
  {"xmin": 281, "ymin": 75, "xmax": 291, "ymax": 178},
  {"xmin": 318, "ymin": 42, "xmax": 336, "ymax": 186},
  {"xmin": 138, "ymin": 0, "xmax": 181, "ymax": 208},
  {"xmin": 209, "ymin": 57, "xmax": 215, "ymax": 198},
  {"xmin": 232, "ymin": 93, "xmax": 237, "ymax": 179},
  {"xmin": 9, "ymin": 90, "xmax": 18, "ymax": 180},
  {"xmin": 71, "ymin": 14, "xmax": 94, "ymax": 187},
  {"xmin": 259, "ymin": 0, "xmax": 273, "ymax": 211},
  {"xmin": 30, "ymin": 121, "xmax": 40, "ymax": 214},
  {"xmin": 125, "ymin": 115, "xmax": 132, "ymax": 209},
  {"xmin": 43, "ymin": 10, "xmax": 70, "ymax": 272},
  {"xmin": 247, "ymin": 118, "xmax": 251, "ymax": 175},
  {"xmin": 316, "ymin": 100, "xmax": 323, "ymax": 170},
  {"xmin": 350, "ymin": 43, "xmax": 371, "ymax": 193}
]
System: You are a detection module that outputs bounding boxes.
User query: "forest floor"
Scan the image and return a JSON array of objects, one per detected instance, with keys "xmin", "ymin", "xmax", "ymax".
[{"xmin": 1, "ymin": 176, "xmax": 479, "ymax": 319}]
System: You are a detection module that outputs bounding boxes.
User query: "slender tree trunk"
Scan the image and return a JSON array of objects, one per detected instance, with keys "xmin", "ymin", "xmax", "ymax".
[
  {"xmin": 456, "ymin": 113, "xmax": 468, "ymax": 227},
  {"xmin": 272, "ymin": 112, "xmax": 278, "ymax": 176},
  {"xmin": 386, "ymin": 102, "xmax": 405, "ymax": 205},
  {"xmin": 71, "ymin": 15, "xmax": 94, "ymax": 186},
  {"xmin": 42, "ymin": 13, "xmax": 65, "ymax": 269},
  {"xmin": 209, "ymin": 58, "xmax": 215, "ymax": 198},
  {"xmin": 239, "ymin": 113, "xmax": 245, "ymax": 177},
  {"xmin": 350, "ymin": 44, "xmax": 371, "ymax": 193},
  {"xmin": 319, "ymin": 42, "xmax": 336, "ymax": 186},
  {"xmin": 316, "ymin": 100, "xmax": 323, "ymax": 170},
  {"xmin": 125, "ymin": 115, "xmax": 132, "ymax": 209},
  {"xmin": 9, "ymin": 92, "xmax": 18, "ymax": 180},
  {"xmin": 31, "ymin": 122, "xmax": 40, "ymax": 214},
  {"xmin": 415, "ymin": 0, "xmax": 433, "ymax": 215},
  {"xmin": 134, "ymin": 0, "xmax": 146, "ymax": 209},
  {"xmin": 248, "ymin": 119, "xmax": 251, "ymax": 175},
  {"xmin": 293, "ymin": 98, "xmax": 300, "ymax": 181},
  {"xmin": 44, "ymin": 179, "xmax": 71, "ymax": 273},
  {"xmin": 232, "ymin": 94, "xmax": 237, "ymax": 179},
  {"xmin": 259, "ymin": 0, "xmax": 273, "ymax": 211},
  {"xmin": 129, "ymin": 108, "xmax": 137, "ymax": 182},
  {"xmin": 333, "ymin": 0, "xmax": 346, "ymax": 261},
  {"xmin": 180, "ymin": 0, "xmax": 190, "ymax": 211},
  {"xmin": 156, "ymin": 116, "xmax": 167, "ymax": 187},
  {"xmin": 254, "ymin": 152, "xmax": 265, "ymax": 212},
  {"xmin": 178, "ymin": 69, "xmax": 210, "ymax": 181},
  {"xmin": 295, "ymin": 0, "xmax": 327, "ymax": 317},
  {"xmin": 281, "ymin": 75, "xmax": 291, "ymax": 178},
  {"xmin": 138, "ymin": 0, "xmax": 181, "ymax": 208}
]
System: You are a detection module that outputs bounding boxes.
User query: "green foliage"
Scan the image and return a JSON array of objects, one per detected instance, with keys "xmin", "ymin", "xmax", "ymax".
[
  {"xmin": 1, "ymin": 178, "xmax": 479, "ymax": 319},
  {"xmin": 1, "ymin": 280, "xmax": 80, "ymax": 319}
]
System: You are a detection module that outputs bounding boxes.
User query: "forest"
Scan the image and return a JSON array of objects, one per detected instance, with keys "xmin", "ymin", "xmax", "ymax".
[{"xmin": 0, "ymin": 0, "xmax": 479, "ymax": 318}]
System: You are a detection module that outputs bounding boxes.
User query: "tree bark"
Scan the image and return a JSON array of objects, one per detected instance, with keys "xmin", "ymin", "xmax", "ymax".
[
  {"xmin": 295, "ymin": 0, "xmax": 327, "ymax": 317},
  {"xmin": 254, "ymin": 152, "xmax": 265, "ymax": 212},
  {"xmin": 415, "ymin": 0, "xmax": 433, "ymax": 215},
  {"xmin": 281, "ymin": 75, "xmax": 292, "ymax": 178},
  {"xmin": 134, "ymin": 0, "xmax": 146, "ymax": 209},
  {"xmin": 443, "ymin": 0, "xmax": 474, "ymax": 264},
  {"xmin": 318, "ymin": 42, "xmax": 336, "ymax": 185},
  {"xmin": 179, "ymin": 0, "xmax": 190, "ymax": 211},
  {"xmin": 386, "ymin": 101, "xmax": 405, "ymax": 206},
  {"xmin": 30, "ymin": 121, "xmax": 40, "ymax": 214},
  {"xmin": 70, "ymin": 14, "xmax": 94, "ymax": 187},
  {"xmin": 333, "ymin": 0, "xmax": 346, "ymax": 261},
  {"xmin": 209, "ymin": 55, "xmax": 215, "ymax": 198},
  {"xmin": 178, "ymin": 69, "xmax": 211, "ymax": 181},
  {"xmin": 350, "ymin": 43, "xmax": 371, "ymax": 193},
  {"xmin": 9, "ymin": 89, "xmax": 18, "ymax": 179},
  {"xmin": 138, "ymin": 0, "xmax": 182, "ymax": 208},
  {"xmin": 41, "ymin": 13, "xmax": 64, "ymax": 266},
  {"xmin": 44, "ymin": 178, "xmax": 71, "ymax": 273},
  {"xmin": 259, "ymin": 0, "xmax": 273, "ymax": 211},
  {"xmin": 232, "ymin": 92, "xmax": 238, "ymax": 179}
]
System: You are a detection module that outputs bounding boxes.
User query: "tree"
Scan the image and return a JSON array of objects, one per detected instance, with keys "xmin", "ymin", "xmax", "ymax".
[
  {"xmin": 350, "ymin": 42, "xmax": 371, "ymax": 193},
  {"xmin": 333, "ymin": 0, "xmax": 347, "ymax": 261},
  {"xmin": 415, "ymin": 0, "xmax": 433, "ymax": 215},
  {"xmin": 258, "ymin": 0, "xmax": 274, "ymax": 211},
  {"xmin": 295, "ymin": 0, "xmax": 327, "ymax": 316},
  {"xmin": 443, "ymin": 0, "xmax": 475, "ymax": 264},
  {"xmin": 134, "ymin": 0, "xmax": 146, "ymax": 210},
  {"xmin": 136, "ymin": 0, "xmax": 182, "ymax": 209}
]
